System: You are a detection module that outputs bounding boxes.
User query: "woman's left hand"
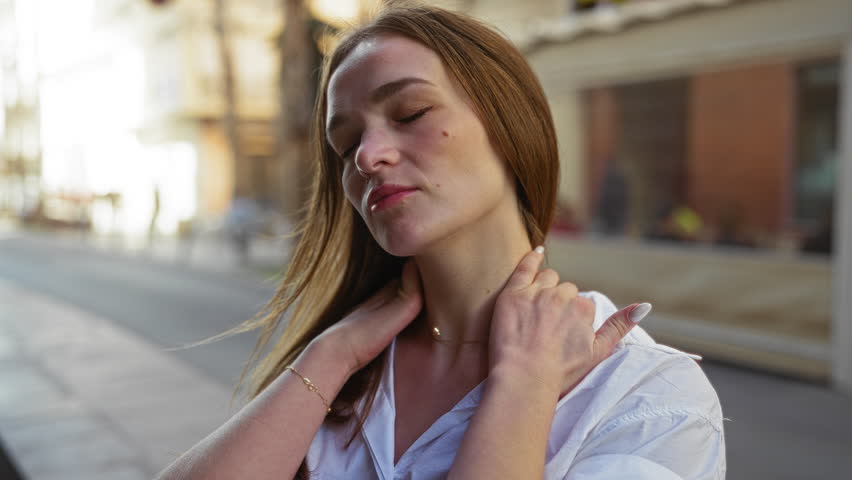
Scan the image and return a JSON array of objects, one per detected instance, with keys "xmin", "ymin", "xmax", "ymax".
[{"xmin": 488, "ymin": 247, "xmax": 651, "ymax": 397}]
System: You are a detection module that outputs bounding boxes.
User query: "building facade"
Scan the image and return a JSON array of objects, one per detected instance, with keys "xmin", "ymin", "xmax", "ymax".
[
  {"xmin": 460, "ymin": 0, "xmax": 850, "ymax": 391},
  {"xmin": 95, "ymin": 0, "xmax": 284, "ymax": 231},
  {"xmin": 8, "ymin": 0, "xmax": 285, "ymax": 238},
  {"xmin": 0, "ymin": 0, "xmax": 42, "ymax": 218}
]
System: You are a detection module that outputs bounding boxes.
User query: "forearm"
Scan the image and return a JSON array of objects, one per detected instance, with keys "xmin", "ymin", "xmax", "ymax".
[
  {"xmin": 155, "ymin": 340, "xmax": 350, "ymax": 480},
  {"xmin": 448, "ymin": 364, "xmax": 559, "ymax": 480}
]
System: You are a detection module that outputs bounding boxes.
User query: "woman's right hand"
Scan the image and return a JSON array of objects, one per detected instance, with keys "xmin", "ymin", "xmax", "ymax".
[
  {"xmin": 487, "ymin": 248, "xmax": 646, "ymax": 398},
  {"xmin": 315, "ymin": 259, "xmax": 424, "ymax": 376}
]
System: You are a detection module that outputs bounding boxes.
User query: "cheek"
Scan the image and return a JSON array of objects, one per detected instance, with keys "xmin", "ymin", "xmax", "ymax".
[
  {"xmin": 341, "ymin": 166, "xmax": 364, "ymax": 209},
  {"xmin": 445, "ymin": 125, "xmax": 510, "ymax": 199}
]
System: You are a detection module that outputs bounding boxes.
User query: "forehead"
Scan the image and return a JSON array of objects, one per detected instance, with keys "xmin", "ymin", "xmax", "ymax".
[{"xmin": 327, "ymin": 35, "xmax": 448, "ymax": 114}]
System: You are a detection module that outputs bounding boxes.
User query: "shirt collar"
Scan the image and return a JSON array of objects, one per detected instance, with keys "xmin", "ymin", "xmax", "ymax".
[{"xmin": 360, "ymin": 337, "xmax": 485, "ymax": 477}]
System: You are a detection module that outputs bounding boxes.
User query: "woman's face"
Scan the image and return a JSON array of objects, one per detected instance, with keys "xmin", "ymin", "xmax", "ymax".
[{"xmin": 326, "ymin": 35, "xmax": 517, "ymax": 256}]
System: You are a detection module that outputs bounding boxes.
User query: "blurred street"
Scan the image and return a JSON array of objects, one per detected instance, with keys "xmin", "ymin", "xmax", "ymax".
[
  {"xmin": 1, "ymin": 226, "xmax": 851, "ymax": 479},
  {"xmin": 0, "ymin": 225, "xmax": 280, "ymax": 479},
  {"xmin": 0, "ymin": 228, "xmax": 278, "ymax": 386}
]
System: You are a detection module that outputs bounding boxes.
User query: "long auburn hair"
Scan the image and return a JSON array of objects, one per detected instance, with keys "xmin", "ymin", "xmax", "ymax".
[{"xmin": 219, "ymin": 3, "xmax": 559, "ymax": 477}]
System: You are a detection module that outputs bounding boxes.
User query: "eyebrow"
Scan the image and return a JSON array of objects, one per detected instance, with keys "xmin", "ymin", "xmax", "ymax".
[{"xmin": 327, "ymin": 77, "xmax": 435, "ymax": 135}]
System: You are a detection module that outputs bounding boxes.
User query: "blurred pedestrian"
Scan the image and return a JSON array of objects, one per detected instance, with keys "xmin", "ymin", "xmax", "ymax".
[
  {"xmin": 224, "ymin": 191, "xmax": 260, "ymax": 264},
  {"xmin": 157, "ymin": 5, "xmax": 724, "ymax": 480},
  {"xmin": 597, "ymin": 159, "xmax": 629, "ymax": 235},
  {"xmin": 148, "ymin": 187, "xmax": 161, "ymax": 246}
]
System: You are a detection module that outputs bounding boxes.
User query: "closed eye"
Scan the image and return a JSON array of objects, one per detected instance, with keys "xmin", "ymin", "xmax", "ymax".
[
  {"xmin": 339, "ymin": 106, "xmax": 433, "ymax": 159},
  {"xmin": 398, "ymin": 106, "xmax": 432, "ymax": 124}
]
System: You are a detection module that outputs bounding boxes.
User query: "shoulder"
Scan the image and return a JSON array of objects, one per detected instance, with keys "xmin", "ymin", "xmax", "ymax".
[
  {"xmin": 586, "ymin": 342, "xmax": 724, "ymax": 432},
  {"xmin": 562, "ymin": 344, "xmax": 727, "ymax": 479},
  {"xmin": 566, "ymin": 291, "xmax": 724, "ymax": 437},
  {"xmin": 547, "ymin": 292, "xmax": 726, "ymax": 478}
]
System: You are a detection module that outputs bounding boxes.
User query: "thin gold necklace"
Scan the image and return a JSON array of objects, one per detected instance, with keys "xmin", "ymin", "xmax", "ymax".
[{"xmin": 430, "ymin": 326, "xmax": 487, "ymax": 345}]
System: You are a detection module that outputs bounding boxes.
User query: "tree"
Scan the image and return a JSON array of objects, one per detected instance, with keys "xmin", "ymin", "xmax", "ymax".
[
  {"xmin": 212, "ymin": 0, "xmax": 245, "ymax": 198},
  {"xmin": 276, "ymin": 0, "xmax": 323, "ymax": 218}
]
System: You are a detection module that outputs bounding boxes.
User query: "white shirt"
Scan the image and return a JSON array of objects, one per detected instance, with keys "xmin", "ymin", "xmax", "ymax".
[{"xmin": 307, "ymin": 291, "xmax": 726, "ymax": 479}]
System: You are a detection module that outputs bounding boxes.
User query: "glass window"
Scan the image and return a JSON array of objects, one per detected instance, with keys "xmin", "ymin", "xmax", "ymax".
[
  {"xmin": 795, "ymin": 60, "xmax": 839, "ymax": 255},
  {"xmin": 583, "ymin": 78, "xmax": 689, "ymax": 240},
  {"xmin": 580, "ymin": 59, "xmax": 840, "ymax": 256}
]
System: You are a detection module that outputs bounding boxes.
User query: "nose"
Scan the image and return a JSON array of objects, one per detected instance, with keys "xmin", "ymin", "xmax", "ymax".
[{"xmin": 354, "ymin": 129, "xmax": 400, "ymax": 177}]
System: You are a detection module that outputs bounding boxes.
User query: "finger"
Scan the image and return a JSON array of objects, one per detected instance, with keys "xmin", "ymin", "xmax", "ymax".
[
  {"xmin": 592, "ymin": 302, "xmax": 651, "ymax": 362},
  {"xmin": 553, "ymin": 281, "xmax": 579, "ymax": 302},
  {"xmin": 533, "ymin": 268, "xmax": 560, "ymax": 288},
  {"xmin": 505, "ymin": 246, "xmax": 546, "ymax": 289},
  {"xmin": 399, "ymin": 259, "xmax": 423, "ymax": 299}
]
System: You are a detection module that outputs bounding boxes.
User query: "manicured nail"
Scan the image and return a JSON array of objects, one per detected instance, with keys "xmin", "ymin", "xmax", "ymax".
[
  {"xmin": 629, "ymin": 303, "xmax": 652, "ymax": 323},
  {"xmin": 534, "ymin": 245, "xmax": 545, "ymax": 254}
]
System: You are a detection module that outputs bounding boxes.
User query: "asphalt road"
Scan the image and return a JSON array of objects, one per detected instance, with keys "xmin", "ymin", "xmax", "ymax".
[
  {"xmin": 0, "ymin": 232, "xmax": 274, "ymax": 387},
  {"xmin": 1, "ymin": 231, "xmax": 850, "ymax": 479}
]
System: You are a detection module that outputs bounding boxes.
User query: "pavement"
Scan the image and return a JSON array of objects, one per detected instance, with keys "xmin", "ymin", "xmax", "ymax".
[
  {"xmin": 0, "ymin": 221, "xmax": 284, "ymax": 479},
  {"xmin": 0, "ymin": 278, "xmax": 238, "ymax": 479},
  {"xmin": 55, "ymin": 227, "xmax": 291, "ymax": 280}
]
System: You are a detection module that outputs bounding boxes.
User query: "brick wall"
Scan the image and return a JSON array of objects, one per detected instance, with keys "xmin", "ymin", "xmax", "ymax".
[{"xmin": 687, "ymin": 63, "xmax": 795, "ymax": 236}]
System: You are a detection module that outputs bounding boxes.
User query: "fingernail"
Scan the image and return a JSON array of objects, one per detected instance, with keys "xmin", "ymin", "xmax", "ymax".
[
  {"xmin": 534, "ymin": 245, "xmax": 545, "ymax": 254},
  {"xmin": 629, "ymin": 303, "xmax": 652, "ymax": 323}
]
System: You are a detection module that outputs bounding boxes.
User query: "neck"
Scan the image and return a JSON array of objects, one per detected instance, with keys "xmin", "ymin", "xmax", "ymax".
[{"xmin": 410, "ymin": 203, "xmax": 533, "ymax": 365}]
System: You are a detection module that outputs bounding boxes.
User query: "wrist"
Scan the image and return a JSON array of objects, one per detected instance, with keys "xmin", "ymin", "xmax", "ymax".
[
  {"xmin": 308, "ymin": 333, "xmax": 357, "ymax": 374},
  {"xmin": 290, "ymin": 339, "xmax": 354, "ymax": 396},
  {"xmin": 488, "ymin": 361, "xmax": 562, "ymax": 405}
]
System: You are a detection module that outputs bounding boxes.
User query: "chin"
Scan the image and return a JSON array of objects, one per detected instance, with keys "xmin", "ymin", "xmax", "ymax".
[
  {"xmin": 376, "ymin": 232, "xmax": 425, "ymax": 257},
  {"xmin": 373, "ymin": 221, "xmax": 440, "ymax": 258}
]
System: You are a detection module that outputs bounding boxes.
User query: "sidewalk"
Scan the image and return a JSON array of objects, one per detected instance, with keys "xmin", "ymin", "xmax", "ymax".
[
  {"xmin": 0, "ymin": 279, "xmax": 237, "ymax": 479},
  {"xmin": 0, "ymin": 214, "xmax": 292, "ymax": 278},
  {"xmin": 114, "ymin": 233, "xmax": 286, "ymax": 274},
  {"xmin": 69, "ymin": 230, "xmax": 289, "ymax": 278}
]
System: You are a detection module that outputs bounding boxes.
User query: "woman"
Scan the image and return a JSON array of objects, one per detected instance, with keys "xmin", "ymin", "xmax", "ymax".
[{"xmin": 157, "ymin": 5, "xmax": 725, "ymax": 479}]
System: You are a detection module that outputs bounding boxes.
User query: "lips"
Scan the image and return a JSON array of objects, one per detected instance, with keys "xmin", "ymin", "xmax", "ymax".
[{"xmin": 367, "ymin": 184, "xmax": 418, "ymax": 211}]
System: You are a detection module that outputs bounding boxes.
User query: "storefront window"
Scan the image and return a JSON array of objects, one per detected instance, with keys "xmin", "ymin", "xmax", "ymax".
[
  {"xmin": 583, "ymin": 78, "xmax": 689, "ymax": 240},
  {"xmin": 580, "ymin": 59, "xmax": 840, "ymax": 255},
  {"xmin": 795, "ymin": 61, "xmax": 839, "ymax": 255}
]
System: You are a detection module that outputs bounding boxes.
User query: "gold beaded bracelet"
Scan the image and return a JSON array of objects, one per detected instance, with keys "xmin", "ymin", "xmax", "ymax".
[{"xmin": 285, "ymin": 365, "xmax": 332, "ymax": 413}]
